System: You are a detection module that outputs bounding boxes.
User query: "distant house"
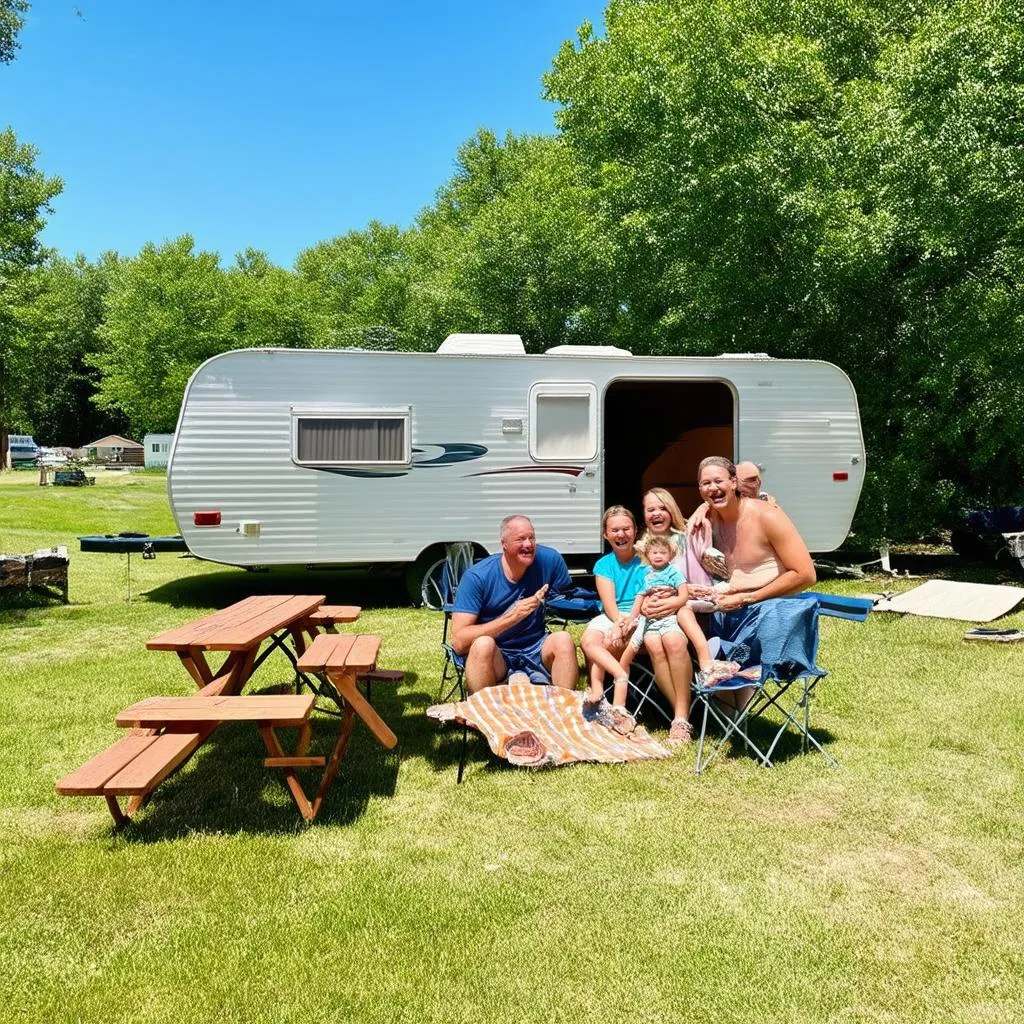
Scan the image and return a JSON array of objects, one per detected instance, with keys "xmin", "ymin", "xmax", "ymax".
[
  {"xmin": 78, "ymin": 434, "xmax": 145, "ymax": 467},
  {"xmin": 143, "ymin": 433, "xmax": 174, "ymax": 468}
]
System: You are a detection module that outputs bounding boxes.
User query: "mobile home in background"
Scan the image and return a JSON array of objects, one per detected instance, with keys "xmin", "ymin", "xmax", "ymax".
[
  {"xmin": 144, "ymin": 433, "xmax": 174, "ymax": 469},
  {"xmin": 78, "ymin": 434, "xmax": 144, "ymax": 467},
  {"xmin": 167, "ymin": 335, "xmax": 866, "ymax": 603}
]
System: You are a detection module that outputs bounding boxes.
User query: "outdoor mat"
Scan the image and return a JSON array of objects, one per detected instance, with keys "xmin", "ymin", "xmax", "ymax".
[
  {"xmin": 427, "ymin": 682, "xmax": 671, "ymax": 767},
  {"xmin": 868, "ymin": 579, "xmax": 1024, "ymax": 622}
]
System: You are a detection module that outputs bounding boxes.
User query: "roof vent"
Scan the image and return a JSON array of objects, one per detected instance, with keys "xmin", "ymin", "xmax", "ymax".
[
  {"xmin": 717, "ymin": 352, "xmax": 772, "ymax": 360},
  {"xmin": 544, "ymin": 345, "xmax": 632, "ymax": 357},
  {"xmin": 438, "ymin": 333, "xmax": 525, "ymax": 355}
]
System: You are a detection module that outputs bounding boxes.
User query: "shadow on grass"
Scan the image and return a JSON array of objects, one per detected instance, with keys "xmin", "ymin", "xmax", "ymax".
[
  {"xmin": 694, "ymin": 703, "xmax": 838, "ymax": 769},
  {"xmin": 387, "ymin": 681, "xmax": 509, "ymax": 780},
  {"xmin": 116, "ymin": 666, "xmax": 521, "ymax": 838},
  {"xmin": 141, "ymin": 565, "xmax": 412, "ymax": 611},
  {"xmin": 0, "ymin": 588, "xmax": 67, "ymax": 623}
]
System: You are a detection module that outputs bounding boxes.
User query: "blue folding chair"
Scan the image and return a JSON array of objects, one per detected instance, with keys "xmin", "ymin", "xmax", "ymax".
[
  {"xmin": 804, "ymin": 591, "xmax": 874, "ymax": 622},
  {"xmin": 544, "ymin": 586, "xmax": 602, "ymax": 631},
  {"xmin": 693, "ymin": 595, "xmax": 834, "ymax": 773}
]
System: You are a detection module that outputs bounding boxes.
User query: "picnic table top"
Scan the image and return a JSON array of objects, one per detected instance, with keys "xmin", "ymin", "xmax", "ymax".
[
  {"xmin": 116, "ymin": 694, "xmax": 315, "ymax": 729},
  {"xmin": 147, "ymin": 594, "xmax": 327, "ymax": 652}
]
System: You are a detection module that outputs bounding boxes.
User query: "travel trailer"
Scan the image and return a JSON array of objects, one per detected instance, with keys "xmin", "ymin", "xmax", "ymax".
[{"xmin": 168, "ymin": 335, "xmax": 865, "ymax": 604}]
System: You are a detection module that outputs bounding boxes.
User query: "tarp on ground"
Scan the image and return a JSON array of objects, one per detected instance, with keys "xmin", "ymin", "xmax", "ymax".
[{"xmin": 868, "ymin": 579, "xmax": 1024, "ymax": 622}]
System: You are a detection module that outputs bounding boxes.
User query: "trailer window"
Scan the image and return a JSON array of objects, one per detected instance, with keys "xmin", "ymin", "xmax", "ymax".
[
  {"xmin": 293, "ymin": 414, "xmax": 410, "ymax": 466},
  {"xmin": 529, "ymin": 384, "xmax": 597, "ymax": 461}
]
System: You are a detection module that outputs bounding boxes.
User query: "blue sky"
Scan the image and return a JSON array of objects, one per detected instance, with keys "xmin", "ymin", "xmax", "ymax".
[{"xmin": 6, "ymin": 1, "xmax": 606, "ymax": 268}]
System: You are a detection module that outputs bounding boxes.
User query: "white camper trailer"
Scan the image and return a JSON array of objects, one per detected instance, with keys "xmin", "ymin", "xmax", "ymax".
[{"xmin": 168, "ymin": 335, "xmax": 865, "ymax": 603}]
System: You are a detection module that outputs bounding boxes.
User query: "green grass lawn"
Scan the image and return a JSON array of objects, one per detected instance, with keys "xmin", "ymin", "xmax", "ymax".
[{"xmin": 2, "ymin": 471, "xmax": 1023, "ymax": 1023}]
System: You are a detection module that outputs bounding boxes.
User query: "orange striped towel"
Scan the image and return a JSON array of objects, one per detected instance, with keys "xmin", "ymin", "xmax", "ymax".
[{"xmin": 427, "ymin": 683, "xmax": 670, "ymax": 767}]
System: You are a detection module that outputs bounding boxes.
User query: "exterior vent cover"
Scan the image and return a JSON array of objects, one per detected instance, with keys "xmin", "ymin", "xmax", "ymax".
[
  {"xmin": 437, "ymin": 333, "xmax": 525, "ymax": 355},
  {"xmin": 544, "ymin": 345, "xmax": 632, "ymax": 357}
]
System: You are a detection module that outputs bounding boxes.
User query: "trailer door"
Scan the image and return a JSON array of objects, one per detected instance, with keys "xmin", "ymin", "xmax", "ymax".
[
  {"xmin": 528, "ymin": 381, "xmax": 601, "ymax": 528},
  {"xmin": 603, "ymin": 379, "xmax": 735, "ymax": 517}
]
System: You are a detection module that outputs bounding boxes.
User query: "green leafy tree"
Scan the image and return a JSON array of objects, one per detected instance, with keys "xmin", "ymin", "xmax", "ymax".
[
  {"xmin": 0, "ymin": 0, "xmax": 28, "ymax": 65},
  {"xmin": 847, "ymin": 2, "xmax": 1024, "ymax": 535},
  {"xmin": 13, "ymin": 252, "xmax": 128, "ymax": 444},
  {"xmin": 419, "ymin": 130, "xmax": 620, "ymax": 349},
  {"xmin": 0, "ymin": 127, "xmax": 63, "ymax": 465},
  {"xmin": 92, "ymin": 236, "xmax": 234, "ymax": 435},
  {"xmin": 297, "ymin": 222, "xmax": 423, "ymax": 350},
  {"xmin": 545, "ymin": 0, "xmax": 1024, "ymax": 540},
  {"xmin": 227, "ymin": 248, "xmax": 330, "ymax": 350}
]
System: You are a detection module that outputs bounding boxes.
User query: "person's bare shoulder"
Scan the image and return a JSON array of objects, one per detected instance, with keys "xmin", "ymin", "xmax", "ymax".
[
  {"xmin": 744, "ymin": 496, "xmax": 796, "ymax": 538},
  {"xmin": 756, "ymin": 498, "xmax": 795, "ymax": 529},
  {"xmin": 757, "ymin": 499, "xmax": 813, "ymax": 565}
]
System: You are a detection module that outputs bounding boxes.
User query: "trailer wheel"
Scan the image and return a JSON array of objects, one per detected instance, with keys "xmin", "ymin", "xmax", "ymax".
[
  {"xmin": 418, "ymin": 556, "xmax": 448, "ymax": 610},
  {"xmin": 405, "ymin": 547, "xmax": 447, "ymax": 609},
  {"xmin": 406, "ymin": 544, "xmax": 486, "ymax": 609}
]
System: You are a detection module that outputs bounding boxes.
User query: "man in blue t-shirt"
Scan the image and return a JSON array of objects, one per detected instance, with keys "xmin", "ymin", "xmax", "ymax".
[{"xmin": 451, "ymin": 514, "xmax": 577, "ymax": 693}]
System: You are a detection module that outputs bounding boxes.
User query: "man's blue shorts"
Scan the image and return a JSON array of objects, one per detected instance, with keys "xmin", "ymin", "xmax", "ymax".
[{"xmin": 502, "ymin": 636, "xmax": 550, "ymax": 684}]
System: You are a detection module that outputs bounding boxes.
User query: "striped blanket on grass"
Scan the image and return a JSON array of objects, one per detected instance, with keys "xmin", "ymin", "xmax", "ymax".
[{"xmin": 427, "ymin": 682, "xmax": 671, "ymax": 767}]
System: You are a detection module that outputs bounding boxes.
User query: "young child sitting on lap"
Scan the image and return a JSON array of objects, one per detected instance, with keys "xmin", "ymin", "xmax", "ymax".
[{"xmin": 610, "ymin": 535, "xmax": 726, "ymax": 709}]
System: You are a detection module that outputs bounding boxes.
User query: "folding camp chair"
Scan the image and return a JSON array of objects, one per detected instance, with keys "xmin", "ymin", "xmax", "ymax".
[
  {"xmin": 438, "ymin": 542, "xmax": 476, "ymax": 703},
  {"xmin": 604, "ymin": 658, "xmax": 673, "ymax": 725},
  {"xmin": 692, "ymin": 594, "xmax": 835, "ymax": 773},
  {"xmin": 440, "ymin": 578, "xmax": 600, "ymax": 781},
  {"xmin": 545, "ymin": 585, "xmax": 672, "ymax": 726},
  {"xmin": 544, "ymin": 586, "xmax": 602, "ymax": 631}
]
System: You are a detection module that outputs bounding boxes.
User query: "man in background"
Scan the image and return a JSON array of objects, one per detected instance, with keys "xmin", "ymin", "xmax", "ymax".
[{"xmin": 735, "ymin": 461, "xmax": 777, "ymax": 505}]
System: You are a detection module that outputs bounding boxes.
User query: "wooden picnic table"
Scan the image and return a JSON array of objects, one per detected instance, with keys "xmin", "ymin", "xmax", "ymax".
[
  {"xmin": 146, "ymin": 594, "xmax": 329, "ymax": 696},
  {"xmin": 109, "ymin": 633, "xmax": 398, "ymax": 823},
  {"xmin": 58, "ymin": 594, "xmax": 363, "ymax": 825}
]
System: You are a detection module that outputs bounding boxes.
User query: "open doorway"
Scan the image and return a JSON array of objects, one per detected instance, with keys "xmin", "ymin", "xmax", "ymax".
[{"xmin": 603, "ymin": 379, "xmax": 735, "ymax": 521}]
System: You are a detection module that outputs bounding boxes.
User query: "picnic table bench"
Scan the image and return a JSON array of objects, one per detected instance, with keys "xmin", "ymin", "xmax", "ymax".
[
  {"xmin": 294, "ymin": 603, "xmax": 361, "ymax": 646},
  {"xmin": 115, "ymin": 693, "xmax": 347, "ymax": 822},
  {"xmin": 296, "ymin": 633, "xmax": 400, "ymax": 753},
  {"xmin": 56, "ymin": 594, "xmax": 331, "ymax": 825}
]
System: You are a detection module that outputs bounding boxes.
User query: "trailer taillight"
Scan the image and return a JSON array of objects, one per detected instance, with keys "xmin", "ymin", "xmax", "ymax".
[
  {"xmin": 193, "ymin": 510, "xmax": 221, "ymax": 526},
  {"xmin": 833, "ymin": 471, "xmax": 849, "ymax": 481}
]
